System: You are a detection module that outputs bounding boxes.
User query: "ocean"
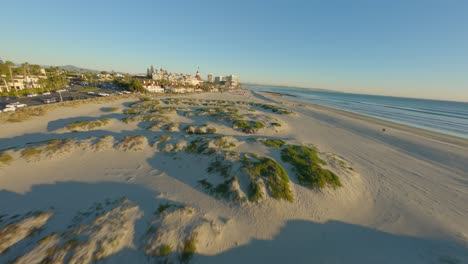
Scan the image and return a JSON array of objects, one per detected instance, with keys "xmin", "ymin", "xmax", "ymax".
[{"xmin": 246, "ymin": 85, "xmax": 468, "ymax": 139}]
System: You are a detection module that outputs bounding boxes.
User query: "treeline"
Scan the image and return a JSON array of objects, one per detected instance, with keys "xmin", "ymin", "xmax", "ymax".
[
  {"xmin": 114, "ymin": 76, "xmax": 147, "ymax": 93},
  {"xmin": 0, "ymin": 60, "xmax": 44, "ymax": 76}
]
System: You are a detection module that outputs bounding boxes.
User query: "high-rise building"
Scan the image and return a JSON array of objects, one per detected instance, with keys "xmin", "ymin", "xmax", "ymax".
[
  {"xmin": 207, "ymin": 73, "xmax": 214, "ymax": 83},
  {"xmin": 226, "ymin": 75, "xmax": 239, "ymax": 86},
  {"xmin": 214, "ymin": 76, "xmax": 225, "ymax": 84}
]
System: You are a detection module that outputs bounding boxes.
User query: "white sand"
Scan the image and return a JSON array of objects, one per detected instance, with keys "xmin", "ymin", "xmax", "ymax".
[{"xmin": 0, "ymin": 91, "xmax": 467, "ymax": 263}]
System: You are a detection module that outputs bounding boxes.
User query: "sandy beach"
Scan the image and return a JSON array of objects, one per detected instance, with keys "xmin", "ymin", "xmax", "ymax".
[{"xmin": 0, "ymin": 90, "xmax": 467, "ymax": 263}]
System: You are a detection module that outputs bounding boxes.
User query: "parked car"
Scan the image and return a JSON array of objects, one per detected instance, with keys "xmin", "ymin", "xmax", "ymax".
[
  {"xmin": 26, "ymin": 94, "xmax": 38, "ymax": 97},
  {"xmin": 5, "ymin": 102, "xmax": 21, "ymax": 108},
  {"xmin": 15, "ymin": 103, "xmax": 27, "ymax": 108},
  {"xmin": 42, "ymin": 92, "xmax": 51, "ymax": 95},
  {"xmin": 87, "ymin": 92, "xmax": 95, "ymax": 95},
  {"xmin": 43, "ymin": 98, "xmax": 57, "ymax": 104},
  {"xmin": 2, "ymin": 107, "xmax": 16, "ymax": 112},
  {"xmin": 98, "ymin": 92, "xmax": 110, "ymax": 97}
]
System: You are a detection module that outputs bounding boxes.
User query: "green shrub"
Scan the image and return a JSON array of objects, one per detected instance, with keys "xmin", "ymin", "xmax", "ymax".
[
  {"xmin": 206, "ymin": 127, "xmax": 217, "ymax": 134},
  {"xmin": 21, "ymin": 148, "xmax": 43, "ymax": 158},
  {"xmin": 252, "ymin": 103, "xmax": 293, "ymax": 115},
  {"xmin": 159, "ymin": 135, "xmax": 171, "ymax": 143},
  {"xmin": 66, "ymin": 118, "xmax": 110, "ymax": 131},
  {"xmin": 123, "ymin": 109, "xmax": 141, "ymax": 115},
  {"xmin": 199, "ymin": 177, "xmax": 239, "ymax": 201},
  {"xmin": 233, "ymin": 120, "xmax": 250, "ymax": 129},
  {"xmin": 232, "ymin": 120, "xmax": 265, "ymax": 133},
  {"xmin": 270, "ymin": 122, "xmax": 282, "ymax": 127},
  {"xmin": 260, "ymin": 139, "xmax": 286, "ymax": 148},
  {"xmin": 159, "ymin": 244, "xmax": 172, "ymax": 256},
  {"xmin": 213, "ymin": 137, "xmax": 235, "ymax": 149},
  {"xmin": 207, "ymin": 159, "xmax": 232, "ymax": 177},
  {"xmin": 0, "ymin": 152, "xmax": 13, "ymax": 164},
  {"xmin": 248, "ymin": 181, "xmax": 262, "ymax": 202},
  {"xmin": 281, "ymin": 145, "xmax": 342, "ymax": 189},
  {"xmin": 243, "ymin": 156, "xmax": 293, "ymax": 202},
  {"xmin": 155, "ymin": 202, "xmax": 176, "ymax": 216},
  {"xmin": 44, "ymin": 139, "xmax": 73, "ymax": 152},
  {"xmin": 101, "ymin": 107, "xmax": 119, "ymax": 112},
  {"xmin": 185, "ymin": 138, "xmax": 216, "ymax": 155},
  {"xmin": 179, "ymin": 232, "xmax": 197, "ymax": 263}
]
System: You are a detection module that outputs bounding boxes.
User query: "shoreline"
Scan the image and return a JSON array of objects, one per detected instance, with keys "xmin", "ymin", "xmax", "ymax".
[{"xmin": 258, "ymin": 91, "xmax": 468, "ymax": 149}]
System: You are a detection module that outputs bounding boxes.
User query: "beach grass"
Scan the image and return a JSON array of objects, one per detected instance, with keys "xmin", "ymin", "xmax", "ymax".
[
  {"xmin": 184, "ymin": 125, "xmax": 217, "ymax": 135},
  {"xmin": 0, "ymin": 152, "xmax": 13, "ymax": 165},
  {"xmin": 281, "ymin": 145, "xmax": 342, "ymax": 189},
  {"xmin": 117, "ymin": 135, "xmax": 146, "ymax": 151},
  {"xmin": 101, "ymin": 107, "xmax": 119, "ymax": 112},
  {"xmin": 66, "ymin": 118, "xmax": 110, "ymax": 131},
  {"xmin": 123, "ymin": 109, "xmax": 141, "ymax": 115},
  {"xmin": 159, "ymin": 244, "xmax": 172, "ymax": 256},
  {"xmin": 179, "ymin": 232, "xmax": 197, "ymax": 264},
  {"xmin": 158, "ymin": 135, "xmax": 171, "ymax": 143},
  {"xmin": 45, "ymin": 139, "xmax": 67, "ymax": 152},
  {"xmin": 1, "ymin": 106, "xmax": 49, "ymax": 122},
  {"xmin": 248, "ymin": 180, "xmax": 263, "ymax": 202},
  {"xmin": 198, "ymin": 177, "xmax": 240, "ymax": 201},
  {"xmin": 213, "ymin": 137, "xmax": 236, "ymax": 149},
  {"xmin": 232, "ymin": 120, "xmax": 265, "ymax": 133},
  {"xmin": 243, "ymin": 156, "xmax": 293, "ymax": 202},
  {"xmin": 260, "ymin": 139, "xmax": 286, "ymax": 148},
  {"xmin": 21, "ymin": 147, "xmax": 43, "ymax": 158},
  {"xmin": 252, "ymin": 103, "xmax": 293, "ymax": 115},
  {"xmin": 156, "ymin": 202, "xmax": 177, "ymax": 216},
  {"xmin": 270, "ymin": 122, "xmax": 282, "ymax": 127},
  {"xmin": 207, "ymin": 159, "xmax": 232, "ymax": 177}
]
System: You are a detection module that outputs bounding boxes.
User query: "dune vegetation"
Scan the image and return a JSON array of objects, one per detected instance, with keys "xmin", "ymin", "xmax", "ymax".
[
  {"xmin": 0, "ymin": 152, "xmax": 13, "ymax": 165},
  {"xmin": 66, "ymin": 118, "xmax": 111, "ymax": 131},
  {"xmin": 232, "ymin": 119, "xmax": 265, "ymax": 133},
  {"xmin": 242, "ymin": 155, "xmax": 293, "ymax": 202},
  {"xmin": 20, "ymin": 147, "xmax": 43, "ymax": 159},
  {"xmin": 281, "ymin": 145, "xmax": 342, "ymax": 189},
  {"xmin": 101, "ymin": 107, "xmax": 119, "ymax": 113},
  {"xmin": 179, "ymin": 232, "xmax": 198, "ymax": 264},
  {"xmin": 259, "ymin": 138, "xmax": 286, "ymax": 148}
]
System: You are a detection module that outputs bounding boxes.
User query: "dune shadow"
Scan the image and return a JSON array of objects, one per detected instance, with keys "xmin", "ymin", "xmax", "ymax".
[
  {"xmin": 196, "ymin": 219, "xmax": 468, "ymax": 264},
  {"xmin": 0, "ymin": 181, "xmax": 171, "ymax": 263},
  {"xmin": 0, "ymin": 175, "xmax": 466, "ymax": 264}
]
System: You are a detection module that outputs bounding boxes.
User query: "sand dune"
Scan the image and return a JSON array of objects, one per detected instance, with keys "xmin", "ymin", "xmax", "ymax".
[{"xmin": 0, "ymin": 91, "xmax": 467, "ymax": 263}]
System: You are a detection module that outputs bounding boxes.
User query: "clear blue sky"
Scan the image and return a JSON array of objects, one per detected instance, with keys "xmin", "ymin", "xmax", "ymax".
[{"xmin": 2, "ymin": 0, "xmax": 468, "ymax": 101}]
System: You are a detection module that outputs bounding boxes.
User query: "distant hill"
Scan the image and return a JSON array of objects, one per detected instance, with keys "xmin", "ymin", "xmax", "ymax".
[{"xmin": 57, "ymin": 65, "xmax": 100, "ymax": 73}]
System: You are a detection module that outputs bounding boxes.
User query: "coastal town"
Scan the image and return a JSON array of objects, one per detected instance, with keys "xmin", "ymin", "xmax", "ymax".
[{"xmin": 0, "ymin": 60, "xmax": 240, "ymax": 113}]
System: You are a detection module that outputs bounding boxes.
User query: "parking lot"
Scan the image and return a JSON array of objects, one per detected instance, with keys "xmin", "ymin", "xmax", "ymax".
[{"xmin": 0, "ymin": 85, "xmax": 126, "ymax": 111}]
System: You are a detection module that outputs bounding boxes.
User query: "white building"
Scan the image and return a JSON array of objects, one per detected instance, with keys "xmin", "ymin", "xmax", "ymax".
[
  {"xmin": 214, "ymin": 76, "xmax": 224, "ymax": 83},
  {"xmin": 164, "ymin": 86, "xmax": 186, "ymax": 93},
  {"xmin": 0, "ymin": 75, "xmax": 45, "ymax": 93},
  {"xmin": 143, "ymin": 81, "xmax": 165, "ymax": 93},
  {"xmin": 226, "ymin": 75, "xmax": 239, "ymax": 86},
  {"xmin": 207, "ymin": 73, "xmax": 214, "ymax": 83}
]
